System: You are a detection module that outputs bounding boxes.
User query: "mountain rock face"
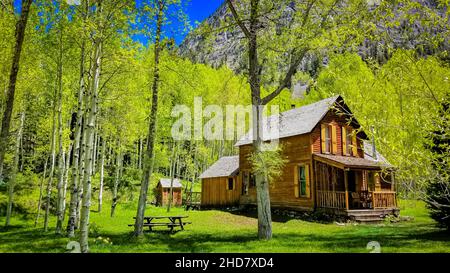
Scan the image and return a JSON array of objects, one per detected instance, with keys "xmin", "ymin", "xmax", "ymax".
[
  {"xmin": 179, "ymin": 0, "xmax": 448, "ymax": 73},
  {"xmin": 179, "ymin": 2, "xmax": 245, "ymax": 71}
]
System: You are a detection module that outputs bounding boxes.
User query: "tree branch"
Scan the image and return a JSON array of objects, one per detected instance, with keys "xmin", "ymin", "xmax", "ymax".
[
  {"xmin": 0, "ymin": 0, "xmax": 14, "ymax": 15},
  {"xmin": 226, "ymin": 0, "xmax": 251, "ymax": 39},
  {"xmin": 261, "ymin": 49, "xmax": 308, "ymax": 105}
]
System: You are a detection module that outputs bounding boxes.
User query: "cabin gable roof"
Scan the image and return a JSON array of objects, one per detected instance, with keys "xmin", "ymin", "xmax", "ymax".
[{"xmin": 235, "ymin": 95, "xmax": 367, "ymax": 146}]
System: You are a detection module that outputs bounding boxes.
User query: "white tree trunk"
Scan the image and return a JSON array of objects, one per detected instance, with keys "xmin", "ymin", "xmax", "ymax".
[
  {"xmin": 79, "ymin": 34, "xmax": 102, "ymax": 253},
  {"xmin": 5, "ymin": 111, "xmax": 25, "ymax": 227},
  {"xmin": 44, "ymin": 87, "xmax": 58, "ymax": 232},
  {"xmin": 62, "ymin": 144, "xmax": 71, "ymax": 221},
  {"xmin": 55, "ymin": 32, "xmax": 66, "ymax": 234},
  {"xmin": 91, "ymin": 129, "xmax": 98, "ymax": 174},
  {"xmin": 167, "ymin": 143, "xmax": 177, "ymax": 212},
  {"xmin": 67, "ymin": 0, "xmax": 88, "ymax": 238},
  {"xmin": 35, "ymin": 156, "xmax": 49, "ymax": 227},
  {"xmin": 111, "ymin": 140, "xmax": 122, "ymax": 217},
  {"xmin": 98, "ymin": 137, "xmax": 105, "ymax": 212}
]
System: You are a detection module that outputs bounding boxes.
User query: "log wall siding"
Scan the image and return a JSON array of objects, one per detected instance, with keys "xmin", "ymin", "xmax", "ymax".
[
  {"xmin": 238, "ymin": 134, "xmax": 315, "ymax": 209},
  {"xmin": 201, "ymin": 176, "xmax": 241, "ymax": 206},
  {"xmin": 311, "ymin": 110, "xmax": 364, "ymax": 157},
  {"xmin": 158, "ymin": 187, "xmax": 182, "ymax": 207}
]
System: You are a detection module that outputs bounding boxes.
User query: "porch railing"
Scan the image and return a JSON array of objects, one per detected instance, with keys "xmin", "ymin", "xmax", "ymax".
[
  {"xmin": 372, "ymin": 191, "xmax": 397, "ymax": 209},
  {"xmin": 316, "ymin": 190, "xmax": 346, "ymax": 209}
]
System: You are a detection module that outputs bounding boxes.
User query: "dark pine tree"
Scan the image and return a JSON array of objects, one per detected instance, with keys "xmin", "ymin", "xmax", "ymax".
[{"xmin": 425, "ymin": 94, "xmax": 450, "ymax": 230}]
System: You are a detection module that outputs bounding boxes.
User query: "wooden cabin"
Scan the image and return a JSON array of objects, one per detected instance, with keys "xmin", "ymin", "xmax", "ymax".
[
  {"xmin": 199, "ymin": 156, "xmax": 240, "ymax": 207},
  {"xmin": 155, "ymin": 178, "xmax": 183, "ymax": 207},
  {"xmin": 201, "ymin": 95, "xmax": 399, "ymax": 221}
]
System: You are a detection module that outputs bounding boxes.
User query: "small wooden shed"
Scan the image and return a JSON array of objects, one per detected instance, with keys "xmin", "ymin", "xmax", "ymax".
[
  {"xmin": 155, "ymin": 178, "xmax": 183, "ymax": 207},
  {"xmin": 199, "ymin": 156, "xmax": 240, "ymax": 207}
]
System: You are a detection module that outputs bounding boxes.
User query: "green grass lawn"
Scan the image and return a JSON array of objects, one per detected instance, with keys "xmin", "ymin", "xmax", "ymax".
[{"xmin": 0, "ymin": 199, "xmax": 449, "ymax": 253}]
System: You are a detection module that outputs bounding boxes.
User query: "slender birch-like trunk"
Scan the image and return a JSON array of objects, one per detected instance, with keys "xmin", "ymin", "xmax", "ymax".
[
  {"xmin": 35, "ymin": 156, "xmax": 49, "ymax": 227},
  {"xmin": 0, "ymin": 0, "xmax": 33, "ymax": 178},
  {"xmin": 67, "ymin": 0, "xmax": 89, "ymax": 238},
  {"xmin": 167, "ymin": 143, "xmax": 178, "ymax": 212},
  {"xmin": 55, "ymin": 26, "xmax": 66, "ymax": 234},
  {"xmin": 62, "ymin": 144, "xmax": 71, "ymax": 221},
  {"xmin": 111, "ymin": 140, "xmax": 122, "ymax": 217},
  {"xmin": 138, "ymin": 137, "xmax": 143, "ymax": 170},
  {"xmin": 79, "ymin": 23, "xmax": 103, "ymax": 252},
  {"xmin": 134, "ymin": 0, "xmax": 165, "ymax": 236},
  {"xmin": 76, "ymin": 116, "xmax": 87, "ymax": 228},
  {"xmin": 5, "ymin": 111, "xmax": 25, "ymax": 227},
  {"xmin": 44, "ymin": 85, "xmax": 58, "ymax": 232},
  {"xmin": 98, "ymin": 137, "xmax": 105, "ymax": 212},
  {"xmin": 91, "ymin": 129, "xmax": 98, "ymax": 174}
]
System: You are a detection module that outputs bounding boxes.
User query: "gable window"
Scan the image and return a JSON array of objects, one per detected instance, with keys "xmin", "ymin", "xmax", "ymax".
[
  {"xmin": 249, "ymin": 173, "xmax": 256, "ymax": 188},
  {"xmin": 227, "ymin": 177, "xmax": 235, "ymax": 191},
  {"xmin": 346, "ymin": 129, "xmax": 353, "ymax": 155},
  {"xmin": 342, "ymin": 127, "xmax": 353, "ymax": 156},
  {"xmin": 342, "ymin": 126, "xmax": 358, "ymax": 156},
  {"xmin": 242, "ymin": 172, "xmax": 249, "ymax": 195},
  {"xmin": 294, "ymin": 164, "xmax": 310, "ymax": 198},
  {"xmin": 321, "ymin": 124, "xmax": 336, "ymax": 154}
]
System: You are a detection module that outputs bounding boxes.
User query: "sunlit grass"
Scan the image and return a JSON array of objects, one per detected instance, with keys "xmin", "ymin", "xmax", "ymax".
[{"xmin": 0, "ymin": 200, "xmax": 449, "ymax": 253}]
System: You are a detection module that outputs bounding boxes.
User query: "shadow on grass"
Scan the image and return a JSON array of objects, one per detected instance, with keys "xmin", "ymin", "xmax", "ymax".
[
  {"xmin": 224, "ymin": 207, "xmax": 339, "ymax": 224},
  {"xmin": 89, "ymin": 222, "xmax": 450, "ymax": 253},
  {"xmin": 1, "ymin": 218, "xmax": 449, "ymax": 253},
  {"xmin": 0, "ymin": 224, "xmax": 26, "ymax": 232},
  {"xmin": 0, "ymin": 226, "xmax": 73, "ymax": 252}
]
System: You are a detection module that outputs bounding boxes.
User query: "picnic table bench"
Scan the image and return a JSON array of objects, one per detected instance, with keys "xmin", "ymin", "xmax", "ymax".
[{"xmin": 129, "ymin": 216, "xmax": 191, "ymax": 232}]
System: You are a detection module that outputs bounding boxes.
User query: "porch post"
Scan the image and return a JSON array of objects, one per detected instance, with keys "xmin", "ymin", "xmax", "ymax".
[
  {"xmin": 391, "ymin": 171, "xmax": 396, "ymax": 207},
  {"xmin": 344, "ymin": 170, "xmax": 349, "ymax": 210},
  {"xmin": 391, "ymin": 171, "xmax": 395, "ymax": 191}
]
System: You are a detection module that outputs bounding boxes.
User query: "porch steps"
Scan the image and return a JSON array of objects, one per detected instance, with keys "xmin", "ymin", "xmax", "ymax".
[{"xmin": 347, "ymin": 209, "xmax": 394, "ymax": 223}]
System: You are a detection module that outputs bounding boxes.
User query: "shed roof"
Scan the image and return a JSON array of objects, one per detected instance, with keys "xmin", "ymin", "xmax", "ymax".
[
  {"xmin": 199, "ymin": 156, "xmax": 239, "ymax": 179},
  {"xmin": 235, "ymin": 95, "xmax": 345, "ymax": 146},
  {"xmin": 363, "ymin": 141, "xmax": 391, "ymax": 166},
  {"xmin": 313, "ymin": 142, "xmax": 392, "ymax": 170},
  {"xmin": 158, "ymin": 178, "xmax": 183, "ymax": 188}
]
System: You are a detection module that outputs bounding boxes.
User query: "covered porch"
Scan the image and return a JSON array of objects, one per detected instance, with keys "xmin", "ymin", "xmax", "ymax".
[{"xmin": 313, "ymin": 154, "xmax": 397, "ymax": 214}]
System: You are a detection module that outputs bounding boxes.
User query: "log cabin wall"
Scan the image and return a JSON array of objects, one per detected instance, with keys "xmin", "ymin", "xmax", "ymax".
[
  {"xmin": 311, "ymin": 110, "xmax": 364, "ymax": 157},
  {"xmin": 238, "ymin": 134, "xmax": 315, "ymax": 210},
  {"xmin": 159, "ymin": 187, "xmax": 182, "ymax": 207},
  {"xmin": 201, "ymin": 176, "xmax": 242, "ymax": 206}
]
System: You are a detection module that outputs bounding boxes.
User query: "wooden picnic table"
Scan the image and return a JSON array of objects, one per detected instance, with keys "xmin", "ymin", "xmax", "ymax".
[{"xmin": 129, "ymin": 216, "xmax": 191, "ymax": 232}]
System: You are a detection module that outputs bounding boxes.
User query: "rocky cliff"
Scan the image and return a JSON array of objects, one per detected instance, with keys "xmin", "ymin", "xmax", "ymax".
[{"xmin": 179, "ymin": 0, "xmax": 448, "ymax": 73}]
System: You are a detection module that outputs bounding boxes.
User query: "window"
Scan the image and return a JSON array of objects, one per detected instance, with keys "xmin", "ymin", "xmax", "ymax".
[
  {"xmin": 242, "ymin": 172, "xmax": 249, "ymax": 195},
  {"xmin": 325, "ymin": 125, "xmax": 331, "ymax": 153},
  {"xmin": 227, "ymin": 178, "xmax": 235, "ymax": 190},
  {"xmin": 321, "ymin": 124, "xmax": 333, "ymax": 154},
  {"xmin": 342, "ymin": 126, "xmax": 357, "ymax": 156},
  {"xmin": 295, "ymin": 165, "xmax": 310, "ymax": 198},
  {"xmin": 342, "ymin": 127, "xmax": 353, "ymax": 156},
  {"xmin": 346, "ymin": 129, "xmax": 353, "ymax": 155},
  {"xmin": 249, "ymin": 173, "xmax": 256, "ymax": 187}
]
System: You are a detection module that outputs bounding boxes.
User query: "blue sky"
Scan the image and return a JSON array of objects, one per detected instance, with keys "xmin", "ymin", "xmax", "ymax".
[
  {"xmin": 181, "ymin": 0, "xmax": 224, "ymax": 42},
  {"xmin": 15, "ymin": 0, "xmax": 224, "ymax": 45},
  {"xmin": 136, "ymin": 0, "xmax": 224, "ymax": 45}
]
